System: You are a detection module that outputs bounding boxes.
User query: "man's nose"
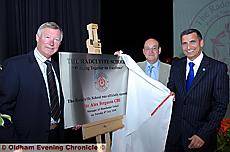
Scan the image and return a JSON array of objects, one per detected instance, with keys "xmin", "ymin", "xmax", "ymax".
[
  {"xmin": 187, "ymin": 43, "xmax": 191, "ymax": 49},
  {"xmin": 49, "ymin": 39, "xmax": 54, "ymax": 46}
]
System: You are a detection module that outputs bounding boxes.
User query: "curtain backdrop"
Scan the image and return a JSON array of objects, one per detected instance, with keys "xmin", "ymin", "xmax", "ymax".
[{"xmin": 0, "ymin": 0, "xmax": 101, "ymax": 64}]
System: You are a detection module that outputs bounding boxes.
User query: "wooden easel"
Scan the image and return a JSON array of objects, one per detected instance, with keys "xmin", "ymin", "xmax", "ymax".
[
  {"xmin": 83, "ymin": 23, "xmax": 124, "ymax": 152},
  {"xmin": 86, "ymin": 23, "xmax": 102, "ymax": 54}
]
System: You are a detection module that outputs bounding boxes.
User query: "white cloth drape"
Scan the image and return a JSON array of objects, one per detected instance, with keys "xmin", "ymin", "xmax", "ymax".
[{"xmin": 112, "ymin": 54, "xmax": 173, "ymax": 152}]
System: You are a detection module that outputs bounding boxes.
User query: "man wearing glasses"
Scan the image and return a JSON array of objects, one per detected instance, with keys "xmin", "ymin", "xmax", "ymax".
[{"xmin": 138, "ymin": 38, "xmax": 171, "ymax": 85}]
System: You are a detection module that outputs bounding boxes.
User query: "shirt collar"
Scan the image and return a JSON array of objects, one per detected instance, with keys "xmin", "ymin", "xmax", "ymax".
[{"xmin": 147, "ymin": 60, "xmax": 160, "ymax": 68}]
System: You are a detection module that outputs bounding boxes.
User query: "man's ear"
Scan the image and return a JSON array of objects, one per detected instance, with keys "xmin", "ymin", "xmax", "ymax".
[
  {"xmin": 36, "ymin": 34, "xmax": 39, "ymax": 42},
  {"xmin": 158, "ymin": 47, "xmax": 161, "ymax": 54},
  {"xmin": 143, "ymin": 49, "xmax": 146, "ymax": 55},
  {"xmin": 200, "ymin": 39, "xmax": 204, "ymax": 47}
]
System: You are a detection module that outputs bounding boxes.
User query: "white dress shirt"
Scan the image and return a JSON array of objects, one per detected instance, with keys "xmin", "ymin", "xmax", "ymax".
[
  {"xmin": 34, "ymin": 48, "xmax": 60, "ymax": 124},
  {"xmin": 186, "ymin": 52, "xmax": 203, "ymax": 79}
]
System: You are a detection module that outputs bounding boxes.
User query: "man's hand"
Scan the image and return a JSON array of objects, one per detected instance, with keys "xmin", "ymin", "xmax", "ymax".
[
  {"xmin": 72, "ymin": 124, "xmax": 82, "ymax": 131},
  {"xmin": 170, "ymin": 92, "xmax": 175, "ymax": 101},
  {"xmin": 188, "ymin": 135, "xmax": 205, "ymax": 149},
  {"xmin": 170, "ymin": 92, "xmax": 175, "ymax": 96},
  {"xmin": 114, "ymin": 50, "xmax": 123, "ymax": 56}
]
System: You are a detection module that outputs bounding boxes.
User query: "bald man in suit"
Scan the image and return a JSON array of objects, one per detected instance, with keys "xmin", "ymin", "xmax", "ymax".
[{"xmin": 137, "ymin": 38, "xmax": 171, "ymax": 85}]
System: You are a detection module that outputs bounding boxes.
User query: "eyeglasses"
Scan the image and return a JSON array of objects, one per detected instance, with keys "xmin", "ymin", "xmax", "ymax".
[{"xmin": 144, "ymin": 47, "xmax": 159, "ymax": 51}]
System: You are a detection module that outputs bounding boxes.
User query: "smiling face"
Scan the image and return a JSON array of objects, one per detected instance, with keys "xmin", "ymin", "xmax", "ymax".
[
  {"xmin": 36, "ymin": 28, "xmax": 62, "ymax": 59},
  {"xmin": 181, "ymin": 32, "xmax": 204, "ymax": 61},
  {"xmin": 143, "ymin": 39, "xmax": 161, "ymax": 64}
]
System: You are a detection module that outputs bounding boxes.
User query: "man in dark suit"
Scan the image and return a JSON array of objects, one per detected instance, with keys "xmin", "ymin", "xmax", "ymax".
[
  {"xmin": 165, "ymin": 29, "xmax": 229, "ymax": 152},
  {"xmin": 0, "ymin": 22, "xmax": 64, "ymax": 143}
]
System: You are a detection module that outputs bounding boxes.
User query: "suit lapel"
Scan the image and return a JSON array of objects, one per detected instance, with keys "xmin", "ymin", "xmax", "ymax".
[
  {"xmin": 139, "ymin": 61, "xmax": 147, "ymax": 72},
  {"xmin": 159, "ymin": 62, "xmax": 169, "ymax": 85},
  {"xmin": 158, "ymin": 62, "xmax": 164, "ymax": 82},
  {"xmin": 28, "ymin": 51, "xmax": 49, "ymax": 101},
  {"xmin": 178, "ymin": 58, "xmax": 187, "ymax": 97},
  {"xmin": 28, "ymin": 51, "xmax": 44, "ymax": 79}
]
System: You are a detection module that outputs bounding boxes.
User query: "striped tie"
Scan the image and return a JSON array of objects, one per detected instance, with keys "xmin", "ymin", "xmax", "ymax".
[{"xmin": 45, "ymin": 60, "xmax": 60, "ymax": 121}]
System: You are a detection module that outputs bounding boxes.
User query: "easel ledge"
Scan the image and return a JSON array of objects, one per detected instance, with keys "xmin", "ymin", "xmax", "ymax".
[{"xmin": 82, "ymin": 115, "xmax": 124, "ymax": 140}]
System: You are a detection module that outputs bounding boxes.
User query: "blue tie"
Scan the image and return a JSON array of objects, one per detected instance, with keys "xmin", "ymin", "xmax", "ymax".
[
  {"xmin": 148, "ymin": 65, "xmax": 154, "ymax": 77},
  {"xmin": 186, "ymin": 62, "xmax": 195, "ymax": 91}
]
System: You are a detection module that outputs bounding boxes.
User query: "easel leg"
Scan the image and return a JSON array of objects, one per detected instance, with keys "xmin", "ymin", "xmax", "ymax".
[
  {"xmin": 96, "ymin": 134, "xmax": 111, "ymax": 152},
  {"xmin": 105, "ymin": 133, "xmax": 111, "ymax": 152},
  {"xmin": 96, "ymin": 135, "xmax": 102, "ymax": 143}
]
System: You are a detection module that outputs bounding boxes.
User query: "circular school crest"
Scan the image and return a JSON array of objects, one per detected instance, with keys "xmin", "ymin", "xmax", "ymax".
[
  {"xmin": 190, "ymin": 0, "xmax": 230, "ymax": 74},
  {"xmin": 94, "ymin": 72, "xmax": 109, "ymax": 92},
  {"xmin": 209, "ymin": 23, "xmax": 230, "ymax": 74}
]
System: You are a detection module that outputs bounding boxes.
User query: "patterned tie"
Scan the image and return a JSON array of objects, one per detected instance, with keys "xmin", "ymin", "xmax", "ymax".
[
  {"xmin": 45, "ymin": 60, "xmax": 60, "ymax": 121},
  {"xmin": 148, "ymin": 65, "xmax": 154, "ymax": 77},
  {"xmin": 186, "ymin": 62, "xmax": 195, "ymax": 91}
]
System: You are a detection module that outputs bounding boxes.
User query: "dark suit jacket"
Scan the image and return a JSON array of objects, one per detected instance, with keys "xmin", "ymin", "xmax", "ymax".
[
  {"xmin": 0, "ymin": 51, "xmax": 64, "ymax": 143},
  {"xmin": 166, "ymin": 54, "xmax": 229, "ymax": 151}
]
